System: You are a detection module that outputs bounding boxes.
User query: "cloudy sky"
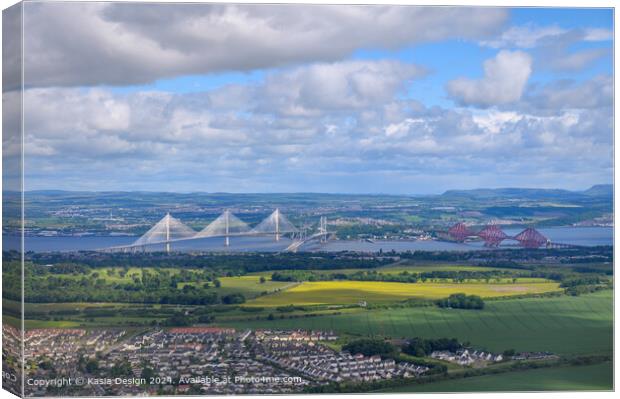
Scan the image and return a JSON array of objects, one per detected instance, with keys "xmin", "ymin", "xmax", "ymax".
[{"xmin": 5, "ymin": 2, "xmax": 614, "ymax": 194}]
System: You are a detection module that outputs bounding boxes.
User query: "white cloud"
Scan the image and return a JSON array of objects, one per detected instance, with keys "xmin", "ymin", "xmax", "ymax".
[
  {"xmin": 521, "ymin": 75, "xmax": 612, "ymax": 111},
  {"xmin": 480, "ymin": 25, "xmax": 612, "ymax": 72},
  {"xmin": 583, "ymin": 28, "xmax": 613, "ymax": 41},
  {"xmin": 547, "ymin": 48, "xmax": 610, "ymax": 71},
  {"xmin": 258, "ymin": 60, "xmax": 425, "ymax": 114},
  {"xmin": 480, "ymin": 25, "xmax": 612, "ymax": 49},
  {"xmin": 11, "ymin": 59, "xmax": 611, "ymax": 192},
  {"xmin": 446, "ymin": 50, "xmax": 532, "ymax": 107},
  {"xmin": 480, "ymin": 25, "xmax": 566, "ymax": 48},
  {"xmin": 472, "ymin": 111, "xmax": 522, "ymax": 134},
  {"xmin": 20, "ymin": 2, "xmax": 507, "ymax": 87}
]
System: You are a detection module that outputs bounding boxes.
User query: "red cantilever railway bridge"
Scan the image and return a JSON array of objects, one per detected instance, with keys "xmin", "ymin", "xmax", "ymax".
[{"xmin": 447, "ymin": 223, "xmax": 561, "ymax": 248}]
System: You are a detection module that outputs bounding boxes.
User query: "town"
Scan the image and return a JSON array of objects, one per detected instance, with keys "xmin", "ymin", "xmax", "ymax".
[{"xmin": 3, "ymin": 325, "xmax": 433, "ymax": 396}]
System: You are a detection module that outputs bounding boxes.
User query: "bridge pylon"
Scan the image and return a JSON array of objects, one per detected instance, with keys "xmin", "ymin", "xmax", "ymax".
[
  {"xmin": 319, "ymin": 216, "xmax": 328, "ymax": 243},
  {"xmin": 275, "ymin": 208, "xmax": 280, "ymax": 242},
  {"xmin": 165, "ymin": 213, "xmax": 171, "ymax": 253}
]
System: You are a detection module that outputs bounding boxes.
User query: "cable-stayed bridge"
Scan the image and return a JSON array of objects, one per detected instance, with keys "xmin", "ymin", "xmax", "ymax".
[
  {"xmin": 103, "ymin": 209, "xmax": 331, "ymax": 253},
  {"xmin": 285, "ymin": 216, "xmax": 330, "ymax": 252}
]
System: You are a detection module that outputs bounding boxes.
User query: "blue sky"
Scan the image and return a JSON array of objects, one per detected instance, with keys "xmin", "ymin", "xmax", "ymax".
[
  {"xmin": 106, "ymin": 7, "xmax": 613, "ymax": 101},
  {"xmin": 12, "ymin": 3, "xmax": 614, "ymax": 194}
]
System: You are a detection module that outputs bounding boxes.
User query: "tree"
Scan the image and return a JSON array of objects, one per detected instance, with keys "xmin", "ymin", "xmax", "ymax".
[
  {"xmin": 221, "ymin": 293, "xmax": 245, "ymax": 305},
  {"xmin": 85, "ymin": 358, "xmax": 99, "ymax": 373},
  {"xmin": 402, "ymin": 337, "xmax": 462, "ymax": 357},
  {"xmin": 437, "ymin": 293, "xmax": 484, "ymax": 309},
  {"xmin": 342, "ymin": 339, "xmax": 396, "ymax": 358},
  {"xmin": 111, "ymin": 360, "xmax": 132, "ymax": 378},
  {"xmin": 503, "ymin": 349, "xmax": 515, "ymax": 357},
  {"xmin": 141, "ymin": 366, "xmax": 155, "ymax": 382},
  {"xmin": 163, "ymin": 314, "xmax": 192, "ymax": 326}
]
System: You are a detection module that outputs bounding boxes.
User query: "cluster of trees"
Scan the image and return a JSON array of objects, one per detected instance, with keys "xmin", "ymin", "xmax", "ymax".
[
  {"xmin": 398, "ymin": 246, "xmax": 612, "ymax": 263},
  {"xmin": 436, "ymin": 293, "xmax": 484, "ymax": 309},
  {"xmin": 221, "ymin": 293, "xmax": 245, "ymax": 304},
  {"xmin": 162, "ymin": 310, "xmax": 215, "ymax": 326},
  {"xmin": 2, "ymin": 262, "xmax": 233, "ymax": 305},
  {"xmin": 560, "ymin": 276, "xmax": 602, "ymax": 288},
  {"xmin": 342, "ymin": 338, "xmax": 396, "ymax": 357},
  {"xmin": 346, "ymin": 269, "xmax": 519, "ymax": 284},
  {"xmin": 558, "ymin": 275, "xmax": 608, "ymax": 296},
  {"xmin": 271, "ymin": 269, "xmax": 521, "ymax": 284},
  {"xmin": 402, "ymin": 337, "xmax": 463, "ymax": 357},
  {"xmin": 26, "ymin": 251, "xmax": 391, "ymax": 273},
  {"xmin": 564, "ymin": 284, "xmax": 609, "ymax": 296}
]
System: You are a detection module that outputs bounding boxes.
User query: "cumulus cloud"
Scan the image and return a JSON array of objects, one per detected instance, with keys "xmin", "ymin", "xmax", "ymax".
[
  {"xmin": 536, "ymin": 30, "xmax": 611, "ymax": 72},
  {"xmin": 480, "ymin": 25, "xmax": 612, "ymax": 72},
  {"xmin": 20, "ymin": 2, "xmax": 507, "ymax": 87},
  {"xmin": 480, "ymin": 24, "xmax": 612, "ymax": 49},
  {"xmin": 480, "ymin": 24, "xmax": 566, "ymax": 48},
  {"xmin": 14, "ymin": 62, "xmax": 612, "ymax": 192},
  {"xmin": 447, "ymin": 50, "xmax": 532, "ymax": 108},
  {"xmin": 257, "ymin": 60, "xmax": 425, "ymax": 115},
  {"xmin": 545, "ymin": 47, "xmax": 609, "ymax": 71},
  {"xmin": 521, "ymin": 75, "xmax": 613, "ymax": 111}
]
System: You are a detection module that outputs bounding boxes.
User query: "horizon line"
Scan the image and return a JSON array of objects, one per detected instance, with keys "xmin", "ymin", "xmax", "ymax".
[{"xmin": 1, "ymin": 183, "xmax": 612, "ymax": 196}]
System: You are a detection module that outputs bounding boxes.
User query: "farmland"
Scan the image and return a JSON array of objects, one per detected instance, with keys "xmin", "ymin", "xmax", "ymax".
[
  {"xmin": 376, "ymin": 263, "xmax": 513, "ymax": 273},
  {"xmin": 245, "ymin": 263, "xmax": 512, "ymax": 277},
  {"xmin": 2, "ymin": 246, "xmax": 614, "ymax": 394},
  {"xmin": 246, "ymin": 279, "xmax": 562, "ymax": 307},
  {"xmin": 381, "ymin": 361, "xmax": 613, "ymax": 392},
  {"xmin": 181, "ymin": 275, "xmax": 295, "ymax": 298},
  {"xmin": 221, "ymin": 290, "xmax": 613, "ymax": 356}
]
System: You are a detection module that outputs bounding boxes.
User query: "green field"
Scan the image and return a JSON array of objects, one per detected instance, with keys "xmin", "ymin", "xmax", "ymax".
[
  {"xmin": 246, "ymin": 279, "xmax": 562, "ymax": 306},
  {"xmin": 32, "ymin": 267, "xmax": 295, "ymax": 300},
  {"xmin": 246, "ymin": 263, "xmax": 514, "ymax": 277},
  {"xmin": 3, "ymin": 315, "xmax": 81, "ymax": 329},
  {"xmin": 382, "ymin": 362, "xmax": 613, "ymax": 392},
  {"xmin": 222, "ymin": 291, "xmax": 613, "ymax": 356},
  {"xmin": 180, "ymin": 275, "xmax": 295, "ymax": 298},
  {"xmin": 62, "ymin": 267, "xmax": 155, "ymax": 283},
  {"xmin": 376, "ymin": 263, "xmax": 514, "ymax": 273}
]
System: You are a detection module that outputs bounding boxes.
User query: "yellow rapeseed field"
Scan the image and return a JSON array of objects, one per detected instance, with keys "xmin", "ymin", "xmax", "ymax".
[{"xmin": 247, "ymin": 279, "xmax": 562, "ymax": 307}]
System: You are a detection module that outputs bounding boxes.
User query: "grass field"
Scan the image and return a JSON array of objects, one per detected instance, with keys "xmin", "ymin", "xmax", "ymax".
[
  {"xmin": 61, "ymin": 267, "xmax": 155, "ymax": 283},
  {"xmin": 376, "ymin": 264, "xmax": 513, "ymax": 273},
  {"xmin": 245, "ymin": 263, "xmax": 514, "ymax": 278},
  {"xmin": 381, "ymin": 362, "xmax": 613, "ymax": 392},
  {"xmin": 180, "ymin": 276, "xmax": 295, "ymax": 298},
  {"xmin": 222, "ymin": 290, "xmax": 613, "ymax": 356},
  {"xmin": 27, "ymin": 266, "xmax": 295, "ymax": 300},
  {"xmin": 3, "ymin": 315, "xmax": 81, "ymax": 329},
  {"xmin": 246, "ymin": 279, "xmax": 562, "ymax": 306}
]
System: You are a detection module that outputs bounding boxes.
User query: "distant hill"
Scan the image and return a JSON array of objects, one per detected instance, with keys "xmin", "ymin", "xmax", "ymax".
[
  {"xmin": 582, "ymin": 184, "xmax": 613, "ymax": 197},
  {"xmin": 441, "ymin": 185, "xmax": 612, "ymax": 200}
]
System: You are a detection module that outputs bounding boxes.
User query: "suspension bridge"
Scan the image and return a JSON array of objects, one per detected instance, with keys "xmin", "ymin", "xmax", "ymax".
[
  {"xmin": 447, "ymin": 222, "xmax": 578, "ymax": 248},
  {"xmin": 103, "ymin": 209, "xmax": 332, "ymax": 253}
]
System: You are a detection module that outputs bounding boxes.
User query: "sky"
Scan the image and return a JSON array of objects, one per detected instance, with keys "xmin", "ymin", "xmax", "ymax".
[{"xmin": 3, "ymin": 2, "xmax": 614, "ymax": 194}]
